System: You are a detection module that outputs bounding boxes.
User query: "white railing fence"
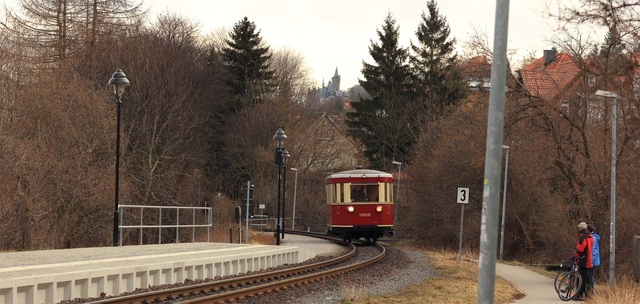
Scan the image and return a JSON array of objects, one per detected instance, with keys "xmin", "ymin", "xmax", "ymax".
[{"xmin": 118, "ymin": 205, "xmax": 212, "ymax": 246}]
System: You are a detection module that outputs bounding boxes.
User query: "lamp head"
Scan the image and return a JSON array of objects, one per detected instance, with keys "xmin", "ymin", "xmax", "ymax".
[
  {"xmin": 595, "ymin": 90, "xmax": 619, "ymax": 98},
  {"xmin": 273, "ymin": 128, "xmax": 287, "ymax": 148},
  {"xmin": 502, "ymin": 145, "xmax": 510, "ymax": 149},
  {"xmin": 108, "ymin": 69, "xmax": 130, "ymax": 99},
  {"xmin": 392, "ymin": 161, "xmax": 401, "ymax": 166}
]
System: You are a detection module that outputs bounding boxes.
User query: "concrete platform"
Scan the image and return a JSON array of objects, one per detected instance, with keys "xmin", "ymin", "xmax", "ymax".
[{"xmin": 0, "ymin": 242, "xmax": 315, "ymax": 304}]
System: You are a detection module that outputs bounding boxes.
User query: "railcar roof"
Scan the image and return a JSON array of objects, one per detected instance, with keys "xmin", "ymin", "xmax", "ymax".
[{"xmin": 328, "ymin": 169, "xmax": 393, "ymax": 178}]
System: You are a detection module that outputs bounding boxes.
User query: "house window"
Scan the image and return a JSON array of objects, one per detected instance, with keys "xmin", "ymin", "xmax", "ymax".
[
  {"xmin": 588, "ymin": 75, "xmax": 596, "ymax": 87},
  {"xmin": 317, "ymin": 129, "xmax": 334, "ymax": 141}
]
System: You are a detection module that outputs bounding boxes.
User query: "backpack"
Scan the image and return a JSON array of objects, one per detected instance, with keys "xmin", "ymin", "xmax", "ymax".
[{"xmin": 592, "ymin": 233, "xmax": 601, "ymax": 267}]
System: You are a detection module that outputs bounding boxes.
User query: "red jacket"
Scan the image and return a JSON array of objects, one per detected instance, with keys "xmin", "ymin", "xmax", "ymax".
[{"xmin": 575, "ymin": 230, "xmax": 593, "ymax": 268}]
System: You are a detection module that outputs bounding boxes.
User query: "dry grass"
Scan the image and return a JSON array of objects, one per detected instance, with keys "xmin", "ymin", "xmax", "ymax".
[
  {"xmin": 515, "ymin": 261, "xmax": 640, "ymax": 303},
  {"xmin": 248, "ymin": 229, "xmax": 276, "ymax": 245},
  {"xmin": 346, "ymin": 248, "xmax": 522, "ymax": 304},
  {"xmin": 586, "ymin": 276, "xmax": 640, "ymax": 304},
  {"xmin": 195, "ymin": 224, "xmax": 276, "ymax": 245},
  {"xmin": 340, "ymin": 277, "xmax": 370, "ymax": 303},
  {"xmin": 200, "ymin": 230, "xmax": 640, "ymax": 303}
]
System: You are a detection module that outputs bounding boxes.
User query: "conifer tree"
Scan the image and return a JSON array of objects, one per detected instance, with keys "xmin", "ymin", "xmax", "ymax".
[
  {"xmin": 222, "ymin": 17, "xmax": 274, "ymax": 109},
  {"xmin": 409, "ymin": 0, "xmax": 466, "ymax": 114},
  {"xmin": 347, "ymin": 13, "xmax": 413, "ymax": 169},
  {"xmin": 599, "ymin": 26, "xmax": 624, "ymax": 57}
]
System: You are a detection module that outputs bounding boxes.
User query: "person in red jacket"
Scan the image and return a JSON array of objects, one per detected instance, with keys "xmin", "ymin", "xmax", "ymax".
[{"xmin": 574, "ymin": 221, "xmax": 593, "ymax": 299}]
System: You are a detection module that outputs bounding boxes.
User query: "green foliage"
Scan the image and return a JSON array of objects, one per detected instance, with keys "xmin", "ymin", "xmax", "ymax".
[
  {"xmin": 222, "ymin": 17, "xmax": 274, "ymax": 110},
  {"xmin": 409, "ymin": 0, "xmax": 467, "ymax": 114},
  {"xmin": 347, "ymin": 2, "xmax": 468, "ymax": 170},
  {"xmin": 599, "ymin": 26, "xmax": 624, "ymax": 57},
  {"xmin": 346, "ymin": 13, "xmax": 414, "ymax": 170}
]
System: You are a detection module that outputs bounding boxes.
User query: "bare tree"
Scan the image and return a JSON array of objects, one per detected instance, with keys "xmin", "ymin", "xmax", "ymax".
[
  {"xmin": 1, "ymin": 0, "xmax": 144, "ymax": 71},
  {"xmin": 270, "ymin": 47, "xmax": 313, "ymax": 104}
]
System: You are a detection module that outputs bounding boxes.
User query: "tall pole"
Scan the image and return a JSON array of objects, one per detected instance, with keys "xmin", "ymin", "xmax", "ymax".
[
  {"xmin": 275, "ymin": 148, "xmax": 282, "ymax": 246},
  {"xmin": 499, "ymin": 145, "xmax": 509, "ymax": 260},
  {"xmin": 108, "ymin": 69, "xmax": 129, "ymax": 247},
  {"xmin": 245, "ymin": 181, "xmax": 251, "ymax": 244},
  {"xmin": 610, "ymin": 96, "xmax": 617, "ymax": 286},
  {"xmin": 291, "ymin": 168, "xmax": 298, "ymax": 230},
  {"xmin": 273, "ymin": 128, "xmax": 287, "ymax": 246},
  {"xmin": 113, "ymin": 97, "xmax": 121, "ymax": 247},
  {"xmin": 282, "ymin": 160, "xmax": 287, "ymax": 239},
  {"xmin": 595, "ymin": 90, "xmax": 618, "ymax": 286},
  {"xmin": 477, "ymin": 1, "xmax": 509, "ymax": 303}
]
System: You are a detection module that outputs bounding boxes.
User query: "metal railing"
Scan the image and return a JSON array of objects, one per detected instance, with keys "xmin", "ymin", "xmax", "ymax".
[
  {"xmin": 248, "ymin": 215, "xmax": 269, "ymax": 230},
  {"xmin": 118, "ymin": 205, "xmax": 212, "ymax": 246}
]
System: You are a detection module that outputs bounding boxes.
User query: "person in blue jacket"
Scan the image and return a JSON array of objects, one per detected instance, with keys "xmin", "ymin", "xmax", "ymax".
[{"xmin": 588, "ymin": 224, "xmax": 600, "ymax": 293}]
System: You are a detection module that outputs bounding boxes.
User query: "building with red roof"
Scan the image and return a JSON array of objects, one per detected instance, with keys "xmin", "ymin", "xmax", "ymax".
[{"xmin": 517, "ymin": 50, "xmax": 584, "ymax": 102}]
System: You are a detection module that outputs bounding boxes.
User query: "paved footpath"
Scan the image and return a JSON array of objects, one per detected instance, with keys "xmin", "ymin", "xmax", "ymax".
[{"xmin": 496, "ymin": 262, "xmax": 568, "ymax": 303}]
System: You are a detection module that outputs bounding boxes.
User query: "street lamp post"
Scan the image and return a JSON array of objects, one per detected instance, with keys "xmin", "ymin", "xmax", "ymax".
[
  {"xmin": 291, "ymin": 168, "xmax": 298, "ymax": 230},
  {"xmin": 499, "ymin": 145, "xmax": 510, "ymax": 260},
  {"xmin": 273, "ymin": 128, "xmax": 287, "ymax": 246},
  {"xmin": 595, "ymin": 89, "xmax": 619, "ymax": 286},
  {"xmin": 281, "ymin": 149, "xmax": 290, "ymax": 239},
  {"xmin": 392, "ymin": 161, "xmax": 402, "ymax": 225},
  {"xmin": 108, "ymin": 69, "xmax": 130, "ymax": 247}
]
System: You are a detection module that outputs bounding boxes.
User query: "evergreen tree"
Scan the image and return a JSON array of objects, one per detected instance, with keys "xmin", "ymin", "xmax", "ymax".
[
  {"xmin": 346, "ymin": 13, "xmax": 413, "ymax": 169},
  {"xmin": 409, "ymin": 0, "xmax": 467, "ymax": 114},
  {"xmin": 222, "ymin": 17, "xmax": 274, "ymax": 109},
  {"xmin": 599, "ymin": 26, "xmax": 624, "ymax": 57}
]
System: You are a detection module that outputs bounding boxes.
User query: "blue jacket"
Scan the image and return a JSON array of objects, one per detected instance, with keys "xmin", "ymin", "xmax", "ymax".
[{"xmin": 592, "ymin": 232, "xmax": 600, "ymax": 267}]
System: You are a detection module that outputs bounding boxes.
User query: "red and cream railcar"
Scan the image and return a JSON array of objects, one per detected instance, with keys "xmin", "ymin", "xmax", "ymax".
[{"xmin": 326, "ymin": 168, "xmax": 394, "ymax": 242}]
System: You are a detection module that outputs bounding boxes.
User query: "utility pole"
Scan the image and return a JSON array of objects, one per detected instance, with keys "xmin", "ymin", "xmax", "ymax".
[{"xmin": 477, "ymin": 1, "xmax": 510, "ymax": 303}]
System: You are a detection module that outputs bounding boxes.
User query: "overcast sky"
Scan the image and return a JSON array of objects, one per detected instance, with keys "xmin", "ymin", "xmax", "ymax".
[
  {"xmin": 3, "ymin": 0, "xmax": 603, "ymax": 89},
  {"xmin": 145, "ymin": 0, "xmax": 583, "ymax": 89}
]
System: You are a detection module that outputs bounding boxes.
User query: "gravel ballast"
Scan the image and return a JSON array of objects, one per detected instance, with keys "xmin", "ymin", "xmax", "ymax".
[
  {"xmin": 58, "ymin": 235, "xmax": 438, "ymax": 304},
  {"xmin": 239, "ymin": 235, "xmax": 438, "ymax": 304}
]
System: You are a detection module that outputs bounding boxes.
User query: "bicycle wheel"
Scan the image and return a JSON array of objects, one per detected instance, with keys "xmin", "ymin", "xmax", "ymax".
[
  {"xmin": 554, "ymin": 271, "xmax": 569, "ymax": 292},
  {"xmin": 557, "ymin": 272, "xmax": 582, "ymax": 301}
]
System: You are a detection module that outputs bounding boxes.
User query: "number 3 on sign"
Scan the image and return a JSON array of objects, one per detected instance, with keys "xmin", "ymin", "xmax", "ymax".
[{"xmin": 457, "ymin": 187, "xmax": 469, "ymax": 204}]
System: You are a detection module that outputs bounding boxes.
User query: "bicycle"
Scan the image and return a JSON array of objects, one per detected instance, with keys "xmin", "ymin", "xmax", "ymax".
[{"xmin": 554, "ymin": 249, "xmax": 583, "ymax": 301}]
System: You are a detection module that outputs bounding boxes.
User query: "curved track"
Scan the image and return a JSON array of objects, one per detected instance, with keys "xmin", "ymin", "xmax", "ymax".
[{"xmin": 89, "ymin": 231, "xmax": 386, "ymax": 304}]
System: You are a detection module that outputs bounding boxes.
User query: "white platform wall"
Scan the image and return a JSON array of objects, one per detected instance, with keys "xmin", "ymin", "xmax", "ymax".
[{"xmin": 0, "ymin": 246, "xmax": 314, "ymax": 304}]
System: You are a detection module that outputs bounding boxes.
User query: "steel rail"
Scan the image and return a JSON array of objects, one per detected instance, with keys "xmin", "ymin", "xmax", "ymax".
[
  {"xmin": 90, "ymin": 231, "xmax": 374, "ymax": 304},
  {"xmin": 181, "ymin": 243, "xmax": 386, "ymax": 304}
]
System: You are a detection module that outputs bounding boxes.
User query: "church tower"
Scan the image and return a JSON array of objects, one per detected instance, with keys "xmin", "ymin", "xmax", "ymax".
[{"xmin": 331, "ymin": 67, "xmax": 340, "ymax": 92}]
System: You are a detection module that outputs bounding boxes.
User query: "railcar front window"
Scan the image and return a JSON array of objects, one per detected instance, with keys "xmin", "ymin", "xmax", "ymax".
[
  {"xmin": 350, "ymin": 184, "xmax": 379, "ymax": 202},
  {"xmin": 365, "ymin": 185, "xmax": 379, "ymax": 202},
  {"xmin": 351, "ymin": 185, "xmax": 366, "ymax": 202}
]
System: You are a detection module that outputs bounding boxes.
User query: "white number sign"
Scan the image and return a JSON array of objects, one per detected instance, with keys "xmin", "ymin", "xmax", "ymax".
[{"xmin": 457, "ymin": 187, "xmax": 469, "ymax": 204}]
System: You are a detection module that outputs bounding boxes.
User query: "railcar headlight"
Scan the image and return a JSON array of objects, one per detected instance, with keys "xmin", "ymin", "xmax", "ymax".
[
  {"xmin": 376, "ymin": 205, "xmax": 383, "ymax": 212},
  {"xmin": 348, "ymin": 206, "xmax": 354, "ymax": 212}
]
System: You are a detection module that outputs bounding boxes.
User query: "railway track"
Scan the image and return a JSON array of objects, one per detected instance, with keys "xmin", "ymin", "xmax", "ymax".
[{"xmin": 88, "ymin": 231, "xmax": 386, "ymax": 304}]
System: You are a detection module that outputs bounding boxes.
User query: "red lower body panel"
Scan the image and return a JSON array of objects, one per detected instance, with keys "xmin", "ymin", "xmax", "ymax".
[{"xmin": 327, "ymin": 204, "xmax": 393, "ymax": 239}]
